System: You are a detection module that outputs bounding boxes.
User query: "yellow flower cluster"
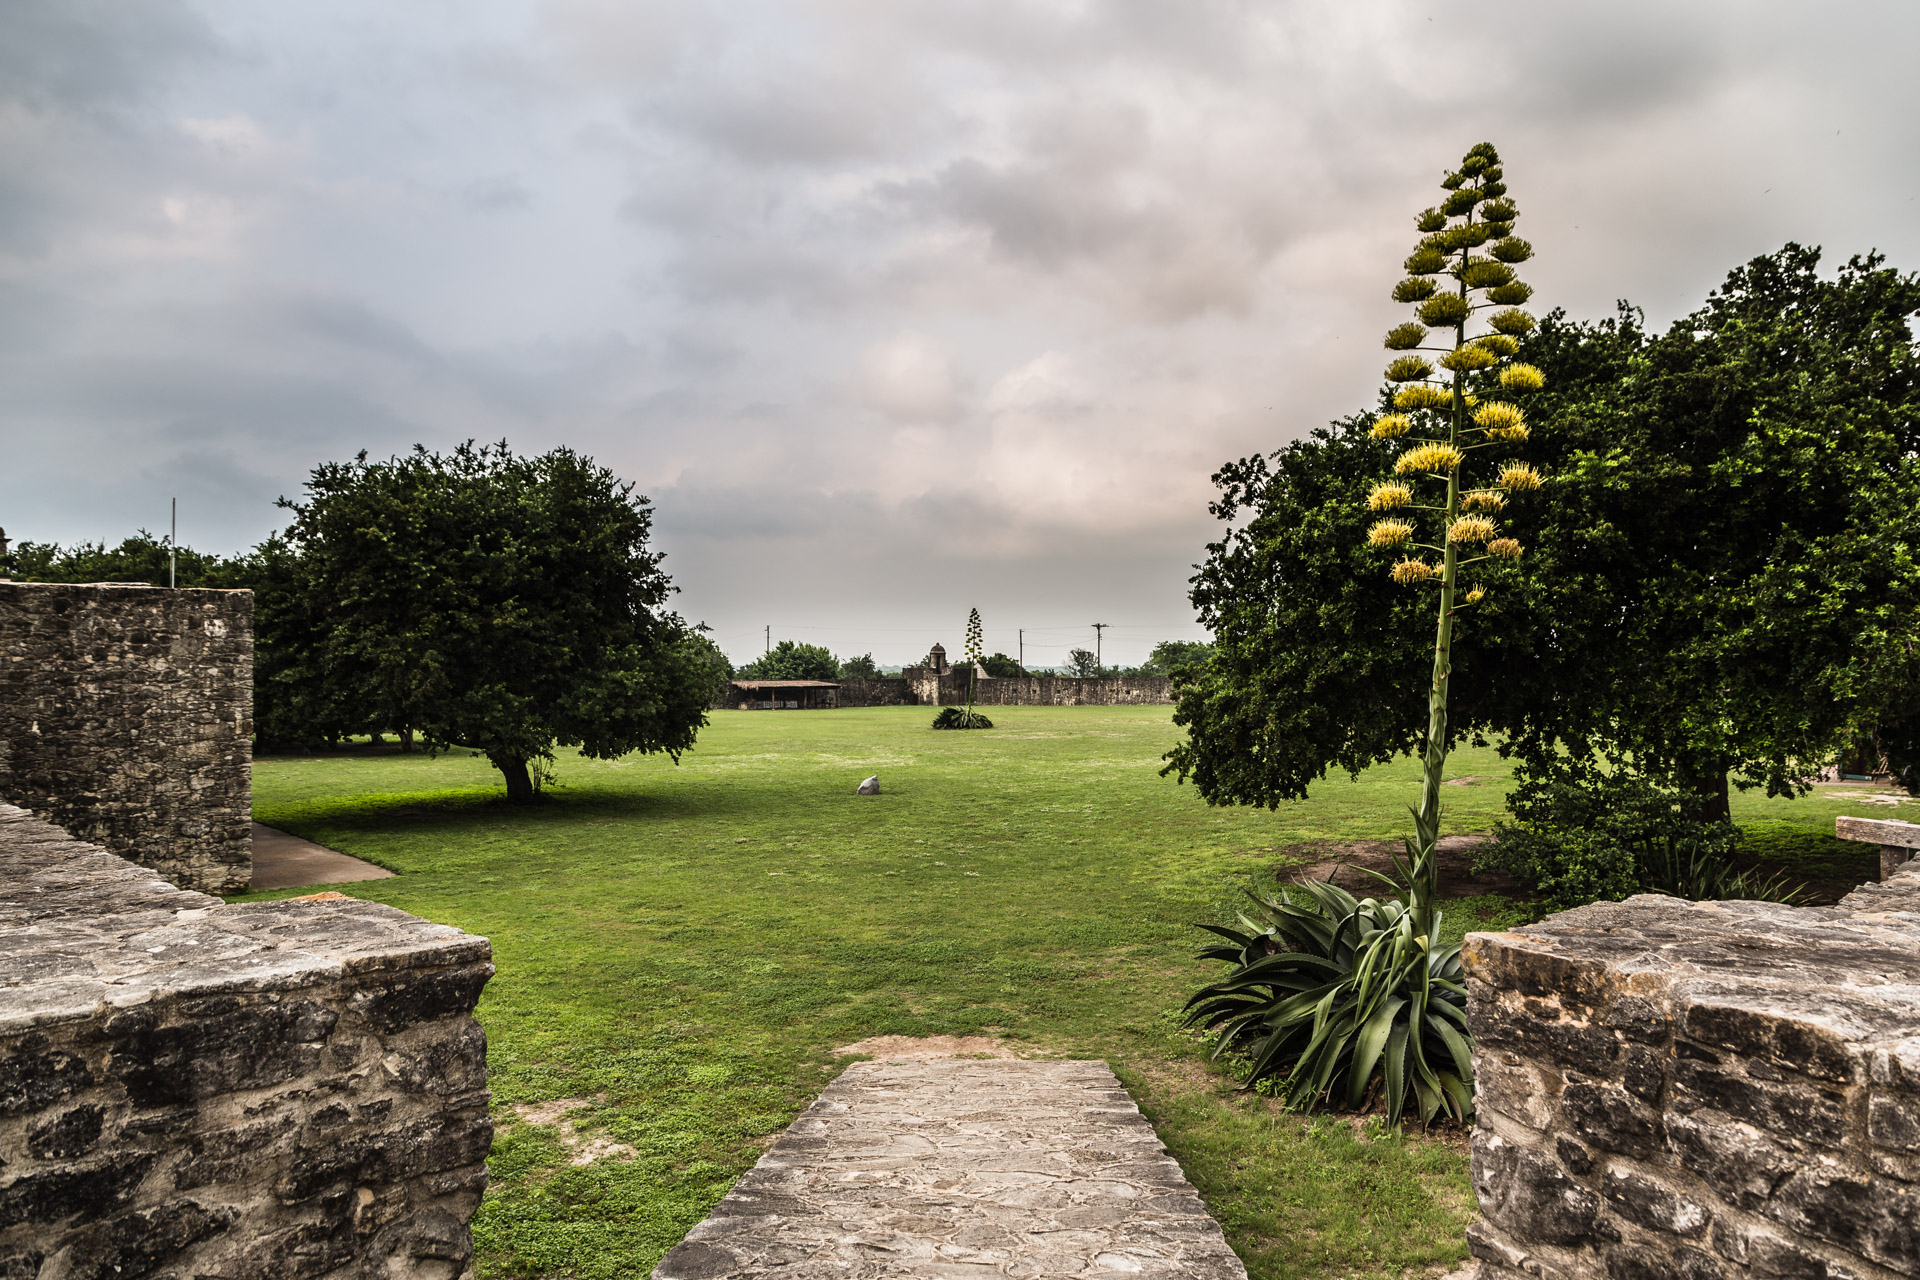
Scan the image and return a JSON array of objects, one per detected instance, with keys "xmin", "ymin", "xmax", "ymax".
[
  {"xmin": 1447, "ymin": 515, "xmax": 1499, "ymax": 544},
  {"xmin": 1462, "ymin": 489, "xmax": 1506, "ymax": 513},
  {"xmin": 1394, "ymin": 384, "xmax": 1451, "ymax": 412},
  {"xmin": 1464, "ymin": 585, "xmax": 1487, "ymax": 604},
  {"xmin": 1473, "ymin": 402, "xmax": 1525, "ymax": 431},
  {"xmin": 1498, "ymin": 463, "xmax": 1542, "ymax": 491},
  {"xmin": 1370, "ymin": 414, "xmax": 1412, "ymax": 439},
  {"xmin": 1499, "ymin": 362, "xmax": 1546, "ymax": 390},
  {"xmin": 1367, "ymin": 481, "xmax": 1414, "ymax": 510},
  {"xmin": 1487, "ymin": 538, "xmax": 1524, "ymax": 560},
  {"xmin": 1368, "ymin": 519, "xmax": 1414, "ymax": 547},
  {"xmin": 1394, "ymin": 443, "xmax": 1464, "ymax": 475},
  {"xmin": 1391, "ymin": 558, "xmax": 1436, "ymax": 584}
]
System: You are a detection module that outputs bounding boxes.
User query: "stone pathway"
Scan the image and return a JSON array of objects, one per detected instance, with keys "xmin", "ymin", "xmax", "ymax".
[
  {"xmin": 655, "ymin": 1059, "xmax": 1248, "ymax": 1280},
  {"xmin": 249, "ymin": 821, "xmax": 395, "ymax": 891}
]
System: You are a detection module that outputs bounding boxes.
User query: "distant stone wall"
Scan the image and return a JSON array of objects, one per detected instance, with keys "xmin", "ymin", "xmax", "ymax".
[
  {"xmin": 835, "ymin": 678, "xmax": 917, "ymax": 707},
  {"xmin": 1463, "ymin": 867, "xmax": 1920, "ymax": 1279},
  {"xmin": 0, "ymin": 582, "xmax": 252, "ymax": 893},
  {"xmin": 0, "ymin": 803, "xmax": 493, "ymax": 1278},
  {"xmin": 727, "ymin": 673, "xmax": 1176, "ymax": 709}
]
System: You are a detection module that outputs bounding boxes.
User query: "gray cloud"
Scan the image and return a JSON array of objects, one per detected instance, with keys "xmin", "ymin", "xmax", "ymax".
[{"xmin": 4, "ymin": 0, "xmax": 1919, "ymax": 662}]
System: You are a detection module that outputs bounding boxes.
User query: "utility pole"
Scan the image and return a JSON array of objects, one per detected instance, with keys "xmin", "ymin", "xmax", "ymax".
[
  {"xmin": 1018, "ymin": 628, "xmax": 1024, "ymax": 675},
  {"xmin": 169, "ymin": 498, "xmax": 177, "ymax": 589},
  {"xmin": 1091, "ymin": 622, "xmax": 1108, "ymax": 675},
  {"xmin": 765, "ymin": 625, "xmax": 770, "ymax": 656}
]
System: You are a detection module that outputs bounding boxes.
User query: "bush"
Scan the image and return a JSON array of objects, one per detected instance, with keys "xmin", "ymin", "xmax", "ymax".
[
  {"xmin": 1481, "ymin": 765, "xmax": 1804, "ymax": 910},
  {"xmin": 931, "ymin": 707, "xmax": 992, "ymax": 730},
  {"xmin": 1185, "ymin": 879, "xmax": 1474, "ymax": 1128}
]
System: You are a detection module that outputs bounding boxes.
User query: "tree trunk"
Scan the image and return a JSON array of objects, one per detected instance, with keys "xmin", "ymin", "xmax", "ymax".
[
  {"xmin": 399, "ymin": 726, "xmax": 414, "ymax": 753},
  {"xmin": 1677, "ymin": 762, "xmax": 1732, "ymax": 824},
  {"xmin": 493, "ymin": 755, "xmax": 536, "ymax": 803}
]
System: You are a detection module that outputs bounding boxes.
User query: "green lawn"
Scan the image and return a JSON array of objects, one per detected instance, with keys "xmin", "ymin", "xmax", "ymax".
[{"xmin": 244, "ymin": 705, "xmax": 1875, "ymax": 1278}]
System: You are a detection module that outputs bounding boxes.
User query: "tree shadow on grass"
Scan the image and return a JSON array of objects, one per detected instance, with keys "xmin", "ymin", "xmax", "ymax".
[{"xmin": 258, "ymin": 777, "xmax": 819, "ymax": 840}]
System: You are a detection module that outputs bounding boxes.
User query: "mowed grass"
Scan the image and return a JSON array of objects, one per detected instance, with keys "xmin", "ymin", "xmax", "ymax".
[{"xmin": 244, "ymin": 705, "xmax": 1875, "ymax": 1278}]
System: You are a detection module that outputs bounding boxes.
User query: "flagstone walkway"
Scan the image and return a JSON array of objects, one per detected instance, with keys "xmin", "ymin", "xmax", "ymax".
[{"xmin": 654, "ymin": 1059, "xmax": 1248, "ymax": 1280}]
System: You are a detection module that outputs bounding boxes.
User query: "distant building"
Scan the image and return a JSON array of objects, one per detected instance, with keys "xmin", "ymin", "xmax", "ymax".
[{"xmin": 727, "ymin": 679, "xmax": 840, "ymax": 710}]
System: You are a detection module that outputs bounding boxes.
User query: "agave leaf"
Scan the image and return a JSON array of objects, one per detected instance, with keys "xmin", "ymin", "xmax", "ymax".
[
  {"xmin": 1383, "ymin": 1021, "xmax": 1411, "ymax": 1126},
  {"xmin": 1431, "ymin": 1016, "xmax": 1476, "ymax": 1083},
  {"xmin": 1345, "ymin": 995, "xmax": 1407, "ymax": 1107}
]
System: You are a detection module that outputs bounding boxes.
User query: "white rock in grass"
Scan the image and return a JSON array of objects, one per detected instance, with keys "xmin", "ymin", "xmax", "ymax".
[{"xmin": 856, "ymin": 775, "xmax": 880, "ymax": 796}]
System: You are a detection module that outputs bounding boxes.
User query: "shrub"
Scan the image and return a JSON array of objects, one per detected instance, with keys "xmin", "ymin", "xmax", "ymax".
[
  {"xmin": 1481, "ymin": 764, "xmax": 1805, "ymax": 910},
  {"xmin": 931, "ymin": 707, "xmax": 992, "ymax": 730}
]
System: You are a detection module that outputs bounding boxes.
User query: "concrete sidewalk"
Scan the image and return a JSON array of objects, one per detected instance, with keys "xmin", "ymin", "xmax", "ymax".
[
  {"xmin": 654, "ymin": 1059, "xmax": 1248, "ymax": 1280},
  {"xmin": 250, "ymin": 822, "xmax": 395, "ymax": 891}
]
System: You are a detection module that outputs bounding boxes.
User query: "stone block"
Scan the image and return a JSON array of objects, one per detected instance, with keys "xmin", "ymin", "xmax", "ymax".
[
  {"xmin": 1464, "ymin": 880, "xmax": 1920, "ymax": 1278},
  {"xmin": 0, "ymin": 583, "xmax": 252, "ymax": 893},
  {"xmin": 0, "ymin": 805, "xmax": 492, "ymax": 1276}
]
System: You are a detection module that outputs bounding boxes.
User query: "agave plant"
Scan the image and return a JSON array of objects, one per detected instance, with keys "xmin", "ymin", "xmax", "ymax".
[
  {"xmin": 1186, "ymin": 142, "xmax": 1545, "ymax": 1126},
  {"xmin": 1187, "ymin": 880, "xmax": 1473, "ymax": 1126}
]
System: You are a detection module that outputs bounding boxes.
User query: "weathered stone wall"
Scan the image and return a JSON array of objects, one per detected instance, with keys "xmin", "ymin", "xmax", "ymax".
[
  {"xmin": 0, "ymin": 582, "xmax": 252, "ymax": 893},
  {"xmin": 952, "ymin": 674, "xmax": 1173, "ymax": 707},
  {"xmin": 833, "ymin": 678, "xmax": 918, "ymax": 707},
  {"xmin": 831, "ymin": 674, "xmax": 1173, "ymax": 708},
  {"xmin": 0, "ymin": 803, "xmax": 493, "ymax": 1278},
  {"xmin": 1463, "ymin": 866, "xmax": 1920, "ymax": 1279}
]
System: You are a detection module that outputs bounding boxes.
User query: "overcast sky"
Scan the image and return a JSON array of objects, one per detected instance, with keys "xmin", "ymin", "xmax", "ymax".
[{"xmin": 5, "ymin": 1, "xmax": 1917, "ymax": 668}]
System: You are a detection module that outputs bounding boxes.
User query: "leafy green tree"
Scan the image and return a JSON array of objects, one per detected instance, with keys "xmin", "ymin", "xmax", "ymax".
[
  {"xmin": 981, "ymin": 652, "xmax": 1023, "ymax": 678},
  {"xmin": 1065, "ymin": 648, "xmax": 1099, "ymax": 678},
  {"xmin": 1140, "ymin": 640, "xmax": 1213, "ymax": 682},
  {"xmin": 272, "ymin": 440, "xmax": 714, "ymax": 801},
  {"xmin": 837, "ymin": 652, "xmax": 880, "ymax": 680},
  {"xmin": 9, "ymin": 531, "xmax": 232, "ymax": 587},
  {"xmin": 738, "ymin": 640, "xmax": 839, "ymax": 682},
  {"xmin": 1168, "ymin": 244, "xmax": 1920, "ymax": 824}
]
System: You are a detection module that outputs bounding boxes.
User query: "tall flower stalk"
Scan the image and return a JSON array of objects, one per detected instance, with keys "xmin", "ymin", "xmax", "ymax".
[
  {"xmin": 1183, "ymin": 143, "xmax": 1543, "ymax": 1127},
  {"xmin": 1368, "ymin": 140, "xmax": 1544, "ymax": 934}
]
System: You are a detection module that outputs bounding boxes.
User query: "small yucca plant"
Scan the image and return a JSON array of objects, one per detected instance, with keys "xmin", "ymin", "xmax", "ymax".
[{"xmin": 1187, "ymin": 143, "xmax": 1544, "ymax": 1127}]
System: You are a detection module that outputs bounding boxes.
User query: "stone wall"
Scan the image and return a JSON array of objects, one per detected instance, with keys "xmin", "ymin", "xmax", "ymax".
[
  {"xmin": 0, "ymin": 582, "xmax": 252, "ymax": 893},
  {"xmin": 834, "ymin": 678, "xmax": 918, "ymax": 707},
  {"xmin": 1463, "ymin": 866, "xmax": 1920, "ymax": 1279},
  {"xmin": 0, "ymin": 803, "xmax": 493, "ymax": 1278},
  {"xmin": 830, "ymin": 674, "xmax": 1174, "ymax": 708}
]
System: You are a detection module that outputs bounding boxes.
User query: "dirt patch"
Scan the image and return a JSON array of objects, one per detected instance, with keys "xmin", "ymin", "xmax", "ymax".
[
  {"xmin": 1278, "ymin": 833, "xmax": 1523, "ymax": 899},
  {"xmin": 509, "ymin": 1096, "xmax": 637, "ymax": 1166},
  {"xmin": 834, "ymin": 1035, "xmax": 1021, "ymax": 1061}
]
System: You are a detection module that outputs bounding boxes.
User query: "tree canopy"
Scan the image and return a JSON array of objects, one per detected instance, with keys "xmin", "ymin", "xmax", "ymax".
[
  {"xmin": 737, "ymin": 640, "xmax": 840, "ymax": 682},
  {"xmin": 268, "ymin": 440, "xmax": 716, "ymax": 801},
  {"xmin": 1167, "ymin": 245, "xmax": 1920, "ymax": 815}
]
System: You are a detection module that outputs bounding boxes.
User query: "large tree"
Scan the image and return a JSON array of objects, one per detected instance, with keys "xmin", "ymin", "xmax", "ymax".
[
  {"xmin": 273, "ymin": 440, "xmax": 715, "ymax": 800},
  {"xmin": 737, "ymin": 640, "xmax": 839, "ymax": 682},
  {"xmin": 1168, "ymin": 245, "xmax": 1920, "ymax": 816}
]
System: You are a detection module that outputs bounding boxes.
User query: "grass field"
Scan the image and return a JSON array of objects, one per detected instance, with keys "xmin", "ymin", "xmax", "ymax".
[{"xmin": 244, "ymin": 705, "xmax": 1883, "ymax": 1279}]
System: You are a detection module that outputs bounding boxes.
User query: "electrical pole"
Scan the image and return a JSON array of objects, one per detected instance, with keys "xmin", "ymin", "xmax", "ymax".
[
  {"xmin": 765, "ymin": 625, "xmax": 770, "ymax": 656},
  {"xmin": 1091, "ymin": 622, "xmax": 1108, "ymax": 675},
  {"xmin": 169, "ymin": 498, "xmax": 177, "ymax": 589},
  {"xmin": 1018, "ymin": 628, "xmax": 1024, "ymax": 675}
]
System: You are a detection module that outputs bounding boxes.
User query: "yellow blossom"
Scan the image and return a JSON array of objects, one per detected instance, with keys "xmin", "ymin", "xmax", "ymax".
[
  {"xmin": 1391, "ymin": 558, "xmax": 1436, "ymax": 584},
  {"xmin": 1367, "ymin": 482, "xmax": 1414, "ymax": 511},
  {"xmin": 1473, "ymin": 402, "xmax": 1525, "ymax": 432},
  {"xmin": 1487, "ymin": 537, "xmax": 1524, "ymax": 560},
  {"xmin": 1370, "ymin": 414, "xmax": 1412, "ymax": 439},
  {"xmin": 1499, "ymin": 362, "xmax": 1546, "ymax": 391},
  {"xmin": 1448, "ymin": 515, "xmax": 1498, "ymax": 544},
  {"xmin": 1498, "ymin": 463, "xmax": 1543, "ymax": 491},
  {"xmin": 1462, "ymin": 489, "xmax": 1506, "ymax": 513},
  {"xmin": 1393, "ymin": 443, "xmax": 1464, "ymax": 475},
  {"xmin": 1368, "ymin": 519, "xmax": 1414, "ymax": 548},
  {"xmin": 1394, "ymin": 384, "xmax": 1452, "ymax": 411}
]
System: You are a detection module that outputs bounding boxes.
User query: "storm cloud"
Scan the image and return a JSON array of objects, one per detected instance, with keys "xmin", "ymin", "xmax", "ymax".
[{"xmin": 3, "ymin": 0, "xmax": 1916, "ymax": 666}]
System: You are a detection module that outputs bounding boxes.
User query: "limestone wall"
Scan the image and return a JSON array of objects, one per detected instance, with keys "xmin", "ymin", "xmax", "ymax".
[
  {"xmin": 0, "ymin": 804, "xmax": 493, "ymax": 1277},
  {"xmin": 831, "ymin": 673, "xmax": 1174, "ymax": 708},
  {"xmin": 0, "ymin": 582, "xmax": 252, "ymax": 893},
  {"xmin": 1463, "ymin": 867, "xmax": 1920, "ymax": 1279}
]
